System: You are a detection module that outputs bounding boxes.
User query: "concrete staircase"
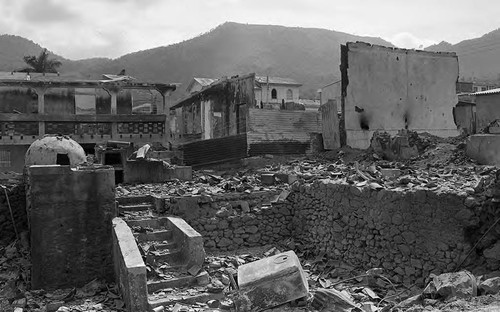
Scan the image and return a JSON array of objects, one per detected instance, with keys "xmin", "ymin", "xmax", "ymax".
[{"xmin": 115, "ymin": 196, "xmax": 210, "ymax": 311}]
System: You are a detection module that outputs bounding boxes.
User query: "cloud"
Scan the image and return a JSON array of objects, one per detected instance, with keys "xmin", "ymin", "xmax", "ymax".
[
  {"xmin": 21, "ymin": 0, "xmax": 79, "ymax": 24},
  {"xmin": 387, "ymin": 32, "xmax": 437, "ymax": 50}
]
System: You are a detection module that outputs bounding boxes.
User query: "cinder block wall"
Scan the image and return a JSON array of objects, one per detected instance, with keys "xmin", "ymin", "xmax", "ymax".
[{"xmin": 27, "ymin": 165, "xmax": 116, "ymax": 289}]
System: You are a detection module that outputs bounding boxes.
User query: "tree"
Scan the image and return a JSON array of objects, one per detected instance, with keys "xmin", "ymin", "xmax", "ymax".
[{"xmin": 20, "ymin": 48, "xmax": 61, "ymax": 73}]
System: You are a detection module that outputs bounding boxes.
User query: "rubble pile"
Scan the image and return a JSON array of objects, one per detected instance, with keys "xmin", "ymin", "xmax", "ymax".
[
  {"xmin": 0, "ymin": 179, "xmax": 27, "ymax": 244},
  {"xmin": 0, "ymin": 240, "xmax": 124, "ymax": 312}
]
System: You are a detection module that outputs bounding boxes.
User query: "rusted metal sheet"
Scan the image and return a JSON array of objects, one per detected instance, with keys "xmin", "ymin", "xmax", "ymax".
[
  {"xmin": 248, "ymin": 141, "xmax": 310, "ymax": 155},
  {"xmin": 247, "ymin": 108, "xmax": 322, "ymax": 154},
  {"xmin": 180, "ymin": 133, "xmax": 247, "ymax": 166},
  {"xmin": 320, "ymin": 100, "xmax": 341, "ymax": 149}
]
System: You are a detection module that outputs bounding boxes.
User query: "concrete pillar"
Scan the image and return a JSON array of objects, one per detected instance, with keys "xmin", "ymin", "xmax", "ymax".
[
  {"xmin": 35, "ymin": 87, "xmax": 46, "ymax": 136},
  {"xmin": 105, "ymin": 87, "xmax": 119, "ymax": 138}
]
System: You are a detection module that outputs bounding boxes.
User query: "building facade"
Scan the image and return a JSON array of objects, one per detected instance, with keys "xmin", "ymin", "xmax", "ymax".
[{"xmin": 0, "ymin": 72, "xmax": 176, "ymax": 172}]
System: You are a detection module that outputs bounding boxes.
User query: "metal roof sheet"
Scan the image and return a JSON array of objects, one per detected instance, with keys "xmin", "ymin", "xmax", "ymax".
[{"xmin": 472, "ymin": 88, "xmax": 500, "ymax": 96}]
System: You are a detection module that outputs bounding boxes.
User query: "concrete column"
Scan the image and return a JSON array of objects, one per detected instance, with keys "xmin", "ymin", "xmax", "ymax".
[
  {"xmin": 105, "ymin": 87, "xmax": 120, "ymax": 138},
  {"xmin": 160, "ymin": 90, "xmax": 173, "ymax": 147},
  {"xmin": 35, "ymin": 87, "xmax": 46, "ymax": 136},
  {"xmin": 110, "ymin": 90, "xmax": 118, "ymax": 114}
]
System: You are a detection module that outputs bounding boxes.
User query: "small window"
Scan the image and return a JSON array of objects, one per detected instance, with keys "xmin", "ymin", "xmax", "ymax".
[
  {"xmin": 0, "ymin": 150, "xmax": 11, "ymax": 167},
  {"xmin": 286, "ymin": 89, "xmax": 293, "ymax": 101},
  {"xmin": 56, "ymin": 153, "xmax": 70, "ymax": 165},
  {"xmin": 271, "ymin": 89, "xmax": 277, "ymax": 99}
]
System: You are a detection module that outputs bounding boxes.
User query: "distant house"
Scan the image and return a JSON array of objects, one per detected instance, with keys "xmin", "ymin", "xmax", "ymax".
[
  {"xmin": 254, "ymin": 76, "xmax": 301, "ymax": 108},
  {"xmin": 171, "ymin": 73, "xmax": 322, "ymax": 166},
  {"xmin": 186, "ymin": 78, "xmax": 218, "ymax": 94}
]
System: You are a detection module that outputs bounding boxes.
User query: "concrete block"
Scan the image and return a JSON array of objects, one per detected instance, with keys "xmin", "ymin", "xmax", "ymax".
[
  {"xmin": 466, "ymin": 134, "xmax": 500, "ymax": 166},
  {"xmin": 261, "ymin": 173, "xmax": 275, "ymax": 185},
  {"xmin": 236, "ymin": 250, "xmax": 308, "ymax": 311},
  {"xmin": 167, "ymin": 217, "xmax": 206, "ymax": 270}
]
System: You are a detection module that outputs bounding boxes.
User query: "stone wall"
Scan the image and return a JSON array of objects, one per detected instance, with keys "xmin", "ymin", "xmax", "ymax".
[
  {"xmin": 162, "ymin": 191, "xmax": 293, "ymax": 251},
  {"xmin": 286, "ymin": 179, "xmax": 494, "ymax": 286},
  {"xmin": 0, "ymin": 182, "xmax": 27, "ymax": 242}
]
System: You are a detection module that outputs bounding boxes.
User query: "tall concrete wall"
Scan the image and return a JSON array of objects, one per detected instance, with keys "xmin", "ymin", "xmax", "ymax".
[
  {"xmin": 342, "ymin": 42, "xmax": 459, "ymax": 149},
  {"xmin": 27, "ymin": 165, "xmax": 116, "ymax": 289}
]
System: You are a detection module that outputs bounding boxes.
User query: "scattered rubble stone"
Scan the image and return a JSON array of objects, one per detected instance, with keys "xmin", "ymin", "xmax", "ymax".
[{"xmin": 479, "ymin": 277, "xmax": 500, "ymax": 295}]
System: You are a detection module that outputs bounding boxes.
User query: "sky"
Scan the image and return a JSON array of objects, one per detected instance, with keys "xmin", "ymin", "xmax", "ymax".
[{"xmin": 1, "ymin": 0, "xmax": 498, "ymax": 60}]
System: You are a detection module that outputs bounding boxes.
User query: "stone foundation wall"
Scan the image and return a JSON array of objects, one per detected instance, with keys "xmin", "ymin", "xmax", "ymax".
[
  {"xmin": 286, "ymin": 179, "xmax": 492, "ymax": 286},
  {"xmin": 0, "ymin": 183, "xmax": 27, "ymax": 242},
  {"xmin": 162, "ymin": 191, "xmax": 293, "ymax": 251}
]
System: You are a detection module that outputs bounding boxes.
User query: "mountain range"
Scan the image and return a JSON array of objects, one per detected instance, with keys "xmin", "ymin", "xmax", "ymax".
[{"xmin": 1, "ymin": 22, "xmax": 500, "ymax": 100}]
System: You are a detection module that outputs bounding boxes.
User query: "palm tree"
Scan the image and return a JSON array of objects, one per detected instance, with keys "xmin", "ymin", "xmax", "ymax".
[{"xmin": 20, "ymin": 48, "xmax": 62, "ymax": 73}]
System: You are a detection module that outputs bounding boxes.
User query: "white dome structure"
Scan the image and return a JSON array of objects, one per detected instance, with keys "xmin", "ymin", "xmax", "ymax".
[{"xmin": 25, "ymin": 136, "xmax": 86, "ymax": 167}]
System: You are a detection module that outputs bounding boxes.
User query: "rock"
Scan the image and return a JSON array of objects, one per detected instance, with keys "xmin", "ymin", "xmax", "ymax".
[
  {"xmin": 12, "ymin": 298, "xmax": 27, "ymax": 308},
  {"xmin": 427, "ymin": 271, "xmax": 477, "ymax": 299},
  {"xmin": 394, "ymin": 294, "xmax": 422, "ymax": 309},
  {"xmin": 479, "ymin": 277, "xmax": 500, "ymax": 295},
  {"xmin": 207, "ymin": 299, "xmax": 221, "ymax": 308},
  {"xmin": 484, "ymin": 242, "xmax": 500, "ymax": 261},
  {"xmin": 46, "ymin": 301, "xmax": 64, "ymax": 312},
  {"xmin": 311, "ymin": 288, "xmax": 359, "ymax": 312},
  {"xmin": 220, "ymin": 299, "xmax": 234, "ymax": 310}
]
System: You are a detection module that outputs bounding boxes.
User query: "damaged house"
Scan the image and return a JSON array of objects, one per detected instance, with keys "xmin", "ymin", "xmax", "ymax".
[
  {"xmin": 170, "ymin": 73, "xmax": 322, "ymax": 166},
  {"xmin": 0, "ymin": 72, "xmax": 176, "ymax": 173},
  {"xmin": 323, "ymin": 42, "xmax": 460, "ymax": 149}
]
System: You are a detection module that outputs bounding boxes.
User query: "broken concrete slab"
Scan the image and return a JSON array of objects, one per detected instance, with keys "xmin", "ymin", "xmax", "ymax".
[
  {"xmin": 479, "ymin": 277, "xmax": 500, "ymax": 295},
  {"xmin": 424, "ymin": 271, "xmax": 477, "ymax": 299},
  {"xmin": 311, "ymin": 288, "xmax": 359, "ymax": 312},
  {"xmin": 236, "ymin": 250, "xmax": 308, "ymax": 311}
]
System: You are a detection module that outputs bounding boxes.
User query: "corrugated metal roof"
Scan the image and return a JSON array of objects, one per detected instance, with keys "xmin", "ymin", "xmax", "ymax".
[
  {"xmin": 194, "ymin": 77, "xmax": 218, "ymax": 86},
  {"xmin": 255, "ymin": 76, "xmax": 301, "ymax": 86},
  {"xmin": 472, "ymin": 88, "xmax": 500, "ymax": 96}
]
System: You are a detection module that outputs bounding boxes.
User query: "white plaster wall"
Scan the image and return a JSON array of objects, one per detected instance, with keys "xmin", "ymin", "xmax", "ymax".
[
  {"xmin": 344, "ymin": 43, "xmax": 459, "ymax": 149},
  {"xmin": 257, "ymin": 85, "xmax": 300, "ymax": 104}
]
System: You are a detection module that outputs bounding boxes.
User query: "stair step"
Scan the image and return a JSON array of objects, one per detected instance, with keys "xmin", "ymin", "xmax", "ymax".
[
  {"xmin": 126, "ymin": 217, "xmax": 170, "ymax": 229},
  {"xmin": 148, "ymin": 292, "xmax": 225, "ymax": 309},
  {"xmin": 155, "ymin": 241, "xmax": 177, "ymax": 250},
  {"xmin": 135, "ymin": 230, "xmax": 173, "ymax": 242},
  {"xmin": 120, "ymin": 204, "xmax": 152, "ymax": 212},
  {"xmin": 147, "ymin": 275, "xmax": 196, "ymax": 293},
  {"xmin": 147, "ymin": 248, "xmax": 182, "ymax": 263}
]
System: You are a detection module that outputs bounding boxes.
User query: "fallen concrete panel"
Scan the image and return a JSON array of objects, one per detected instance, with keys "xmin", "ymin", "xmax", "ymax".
[
  {"xmin": 112, "ymin": 217, "xmax": 148, "ymax": 312},
  {"xmin": 236, "ymin": 250, "xmax": 308, "ymax": 311},
  {"xmin": 466, "ymin": 134, "xmax": 500, "ymax": 165}
]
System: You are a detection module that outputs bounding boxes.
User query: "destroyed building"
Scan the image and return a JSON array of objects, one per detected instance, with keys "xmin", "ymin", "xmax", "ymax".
[
  {"xmin": 170, "ymin": 73, "xmax": 322, "ymax": 166},
  {"xmin": 0, "ymin": 72, "xmax": 176, "ymax": 172},
  {"xmin": 338, "ymin": 42, "xmax": 460, "ymax": 149}
]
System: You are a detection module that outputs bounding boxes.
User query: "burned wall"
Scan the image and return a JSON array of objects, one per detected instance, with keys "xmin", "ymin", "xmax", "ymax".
[{"xmin": 341, "ymin": 42, "xmax": 459, "ymax": 149}]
